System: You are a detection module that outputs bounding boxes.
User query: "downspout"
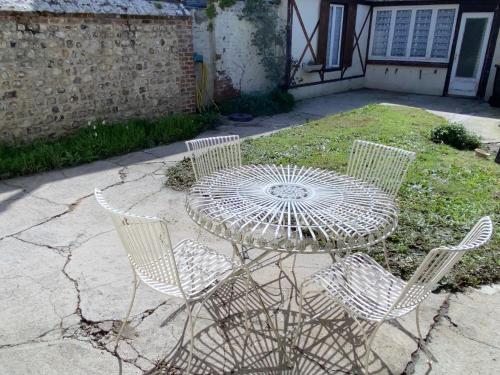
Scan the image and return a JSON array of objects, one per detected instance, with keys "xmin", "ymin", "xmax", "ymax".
[{"xmin": 283, "ymin": 0, "xmax": 294, "ymax": 91}]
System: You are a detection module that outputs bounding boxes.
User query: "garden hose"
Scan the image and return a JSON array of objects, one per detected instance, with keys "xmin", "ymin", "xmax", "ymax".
[{"xmin": 195, "ymin": 62, "xmax": 219, "ymax": 112}]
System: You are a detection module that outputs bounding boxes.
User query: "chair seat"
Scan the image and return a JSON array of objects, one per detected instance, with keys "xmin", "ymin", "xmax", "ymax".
[
  {"xmin": 310, "ymin": 253, "xmax": 417, "ymax": 321},
  {"xmin": 135, "ymin": 239, "xmax": 240, "ymax": 300}
]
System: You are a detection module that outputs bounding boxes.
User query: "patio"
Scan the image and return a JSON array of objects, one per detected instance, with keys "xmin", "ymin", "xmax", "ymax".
[{"xmin": 0, "ymin": 89, "xmax": 499, "ymax": 374}]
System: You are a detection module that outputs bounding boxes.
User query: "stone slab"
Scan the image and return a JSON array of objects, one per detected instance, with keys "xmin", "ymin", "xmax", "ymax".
[
  {"xmin": 0, "ymin": 237, "xmax": 77, "ymax": 345},
  {"xmin": 413, "ymin": 285, "xmax": 500, "ymax": 375},
  {"xmin": 0, "ymin": 339, "xmax": 140, "ymax": 375}
]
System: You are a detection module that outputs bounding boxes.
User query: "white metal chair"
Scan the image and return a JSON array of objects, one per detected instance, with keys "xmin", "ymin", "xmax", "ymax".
[
  {"xmin": 186, "ymin": 135, "xmax": 251, "ymax": 261},
  {"xmin": 347, "ymin": 140, "xmax": 416, "ymax": 198},
  {"xmin": 95, "ymin": 189, "xmax": 250, "ymax": 374},
  {"xmin": 295, "ymin": 216, "xmax": 493, "ymax": 374},
  {"xmin": 347, "ymin": 140, "xmax": 416, "ymax": 270},
  {"xmin": 185, "ymin": 135, "xmax": 241, "ymax": 181}
]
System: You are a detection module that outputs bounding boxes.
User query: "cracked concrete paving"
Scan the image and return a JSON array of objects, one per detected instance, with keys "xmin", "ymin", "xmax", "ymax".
[
  {"xmin": 411, "ymin": 285, "xmax": 500, "ymax": 375},
  {"xmin": 1, "ymin": 89, "xmax": 499, "ymax": 374}
]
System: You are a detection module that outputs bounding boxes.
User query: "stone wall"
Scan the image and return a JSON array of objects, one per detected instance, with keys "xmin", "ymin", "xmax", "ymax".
[{"xmin": 0, "ymin": 12, "xmax": 196, "ymax": 143}]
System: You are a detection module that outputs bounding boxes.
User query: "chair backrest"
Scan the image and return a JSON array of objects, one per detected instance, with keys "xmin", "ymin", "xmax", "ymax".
[
  {"xmin": 94, "ymin": 189, "xmax": 184, "ymax": 294},
  {"xmin": 185, "ymin": 135, "xmax": 241, "ymax": 181},
  {"xmin": 347, "ymin": 140, "xmax": 416, "ymax": 197},
  {"xmin": 395, "ymin": 216, "xmax": 493, "ymax": 310}
]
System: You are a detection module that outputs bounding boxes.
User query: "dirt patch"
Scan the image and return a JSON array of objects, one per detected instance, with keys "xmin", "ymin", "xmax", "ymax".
[
  {"xmin": 164, "ymin": 158, "xmax": 195, "ymax": 191},
  {"xmin": 481, "ymin": 142, "xmax": 500, "ymax": 156}
]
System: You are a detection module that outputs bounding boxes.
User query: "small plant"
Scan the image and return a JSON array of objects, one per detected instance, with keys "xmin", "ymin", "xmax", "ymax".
[
  {"xmin": 430, "ymin": 123, "xmax": 481, "ymax": 150},
  {"xmin": 219, "ymin": 90, "xmax": 295, "ymax": 117},
  {"xmin": 153, "ymin": 2, "xmax": 163, "ymax": 10},
  {"xmin": 0, "ymin": 112, "xmax": 218, "ymax": 179}
]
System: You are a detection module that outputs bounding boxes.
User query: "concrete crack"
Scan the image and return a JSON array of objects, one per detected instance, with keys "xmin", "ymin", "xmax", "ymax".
[
  {"xmin": 11, "ymin": 235, "xmax": 68, "ymax": 256},
  {"xmin": 0, "ymin": 327, "xmax": 61, "ymax": 349},
  {"xmin": 402, "ymin": 295, "xmax": 450, "ymax": 374},
  {"xmin": 0, "ymin": 194, "xmax": 90, "ymax": 241},
  {"xmin": 126, "ymin": 187, "xmax": 163, "ymax": 212}
]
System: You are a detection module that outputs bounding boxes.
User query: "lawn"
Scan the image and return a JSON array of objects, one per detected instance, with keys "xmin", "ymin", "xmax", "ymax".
[{"xmin": 167, "ymin": 104, "xmax": 499, "ymax": 291}]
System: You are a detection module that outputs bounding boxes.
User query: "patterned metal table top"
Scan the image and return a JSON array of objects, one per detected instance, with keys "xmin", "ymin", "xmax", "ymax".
[{"xmin": 186, "ymin": 165, "xmax": 398, "ymax": 253}]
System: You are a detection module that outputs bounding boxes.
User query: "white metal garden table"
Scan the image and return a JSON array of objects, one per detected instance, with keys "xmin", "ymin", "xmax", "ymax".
[{"xmin": 185, "ymin": 164, "xmax": 399, "ymax": 363}]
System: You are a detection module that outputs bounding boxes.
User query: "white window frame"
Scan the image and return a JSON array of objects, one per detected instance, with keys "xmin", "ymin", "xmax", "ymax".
[
  {"xmin": 369, "ymin": 4, "xmax": 459, "ymax": 63},
  {"xmin": 326, "ymin": 4, "xmax": 345, "ymax": 69}
]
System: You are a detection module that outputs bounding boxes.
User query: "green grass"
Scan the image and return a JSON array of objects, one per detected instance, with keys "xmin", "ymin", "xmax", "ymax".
[
  {"xmin": 0, "ymin": 112, "xmax": 218, "ymax": 179},
  {"xmin": 167, "ymin": 104, "xmax": 499, "ymax": 291}
]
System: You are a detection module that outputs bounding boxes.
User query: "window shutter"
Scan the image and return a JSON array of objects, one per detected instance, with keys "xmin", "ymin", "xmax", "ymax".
[
  {"xmin": 317, "ymin": 0, "xmax": 331, "ymax": 66},
  {"xmin": 342, "ymin": 2, "xmax": 357, "ymax": 68}
]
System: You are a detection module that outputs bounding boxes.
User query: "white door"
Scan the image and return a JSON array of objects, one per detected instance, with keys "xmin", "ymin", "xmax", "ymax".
[{"xmin": 449, "ymin": 12, "xmax": 493, "ymax": 97}]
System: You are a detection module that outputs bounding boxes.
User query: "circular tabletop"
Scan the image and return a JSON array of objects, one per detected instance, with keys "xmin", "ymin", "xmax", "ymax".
[{"xmin": 186, "ymin": 165, "xmax": 398, "ymax": 253}]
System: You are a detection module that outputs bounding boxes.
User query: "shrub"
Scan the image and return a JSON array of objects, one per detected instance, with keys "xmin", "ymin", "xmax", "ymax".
[
  {"xmin": 0, "ymin": 112, "xmax": 218, "ymax": 179},
  {"xmin": 219, "ymin": 89, "xmax": 295, "ymax": 117},
  {"xmin": 430, "ymin": 123, "xmax": 481, "ymax": 150}
]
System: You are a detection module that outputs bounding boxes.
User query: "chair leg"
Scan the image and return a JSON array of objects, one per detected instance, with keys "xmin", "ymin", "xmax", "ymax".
[
  {"xmin": 347, "ymin": 312, "xmax": 371, "ymax": 374},
  {"xmin": 416, "ymin": 305, "xmax": 436, "ymax": 364},
  {"xmin": 362, "ymin": 322, "xmax": 383, "ymax": 375},
  {"xmin": 382, "ymin": 240, "xmax": 391, "ymax": 272},
  {"xmin": 115, "ymin": 273, "xmax": 139, "ymax": 352}
]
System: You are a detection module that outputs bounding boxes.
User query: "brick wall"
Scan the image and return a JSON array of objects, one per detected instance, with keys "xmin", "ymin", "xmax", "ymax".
[{"xmin": 0, "ymin": 12, "xmax": 196, "ymax": 143}]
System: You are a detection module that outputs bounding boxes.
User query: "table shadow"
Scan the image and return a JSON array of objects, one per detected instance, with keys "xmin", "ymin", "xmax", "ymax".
[{"xmin": 143, "ymin": 265, "xmax": 402, "ymax": 375}]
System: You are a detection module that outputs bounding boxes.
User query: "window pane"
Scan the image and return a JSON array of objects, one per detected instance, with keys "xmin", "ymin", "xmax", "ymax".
[
  {"xmin": 391, "ymin": 10, "xmax": 412, "ymax": 57},
  {"xmin": 431, "ymin": 9, "xmax": 456, "ymax": 58},
  {"xmin": 326, "ymin": 5, "xmax": 344, "ymax": 67},
  {"xmin": 372, "ymin": 10, "xmax": 392, "ymax": 56},
  {"xmin": 456, "ymin": 18, "xmax": 488, "ymax": 78},
  {"xmin": 410, "ymin": 9, "xmax": 432, "ymax": 57}
]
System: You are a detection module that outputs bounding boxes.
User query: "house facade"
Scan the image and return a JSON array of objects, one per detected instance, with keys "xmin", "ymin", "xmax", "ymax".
[
  {"xmin": 286, "ymin": 0, "xmax": 500, "ymax": 100},
  {"xmin": 188, "ymin": 0, "xmax": 500, "ymax": 102}
]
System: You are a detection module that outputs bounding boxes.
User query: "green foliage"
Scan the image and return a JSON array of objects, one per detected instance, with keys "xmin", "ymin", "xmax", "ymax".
[
  {"xmin": 166, "ymin": 105, "xmax": 499, "ymax": 291},
  {"xmin": 218, "ymin": 0, "xmax": 237, "ymax": 9},
  {"xmin": 219, "ymin": 90, "xmax": 295, "ymax": 116},
  {"xmin": 431, "ymin": 123, "xmax": 482, "ymax": 150},
  {"xmin": 206, "ymin": 3, "xmax": 217, "ymax": 19},
  {"xmin": 242, "ymin": 0, "xmax": 287, "ymax": 86},
  {"xmin": 153, "ymin": 2, "xmax": 163, "ymax": 9},
  {"xmin": 0, "ymin": 112, "xmax": 218, "ymax": 179}
]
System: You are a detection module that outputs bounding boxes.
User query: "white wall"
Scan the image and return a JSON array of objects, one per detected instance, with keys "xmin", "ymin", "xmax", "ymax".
[
  {"xmin": 485, "ymin": 26, "xmax": 500, "ymax": 100},
  {"xmin": 192, "ymin": 2, "xmax": 286, "ymax": 103},
  {"xmin": 365, "ymin": 65, "xmax": 448, "ymax": 96},
  {"xmin": 212, "ymin": 2, "xmax": 271, "ymax": 93},
  {"xmin": 192, "ymin": 10, "xmax": 216, "ymax": 105},
  {"xmin": 289, "ymin": 2, "xmax": 369, "ymax": 99}
]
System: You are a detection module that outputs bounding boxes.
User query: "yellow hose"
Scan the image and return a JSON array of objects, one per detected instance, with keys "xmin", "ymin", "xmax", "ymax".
[{"xmin": 195, "ymin": 62, "xmax": 219, "ymax": 112}]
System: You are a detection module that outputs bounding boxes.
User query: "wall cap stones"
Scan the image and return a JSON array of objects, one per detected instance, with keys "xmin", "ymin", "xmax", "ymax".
[{"xmin": 0, "ymin": 0, "xmax": 190, "ymax": 18}]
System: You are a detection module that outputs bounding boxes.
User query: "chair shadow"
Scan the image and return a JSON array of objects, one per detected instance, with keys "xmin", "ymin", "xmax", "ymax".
[{"xmin": 144, "ymin": 266, "xmax": 395, "ymax": 375}]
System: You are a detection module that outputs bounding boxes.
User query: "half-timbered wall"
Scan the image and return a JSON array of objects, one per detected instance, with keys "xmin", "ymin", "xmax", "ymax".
[{"xmin": 287, "ymin": 0, "xmax": 370, "ymax": 99}]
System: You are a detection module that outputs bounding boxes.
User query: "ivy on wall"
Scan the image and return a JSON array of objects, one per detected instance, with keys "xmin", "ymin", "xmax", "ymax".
[{"xmin": 205, "ymin": 0, "xmax": 287, "ymax": 88}]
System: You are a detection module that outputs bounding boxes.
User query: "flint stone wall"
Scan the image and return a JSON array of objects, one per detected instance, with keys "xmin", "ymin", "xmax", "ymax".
[{"xmin": 0, "ymin": 12, "xmax": 196, "ymax": 143}]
